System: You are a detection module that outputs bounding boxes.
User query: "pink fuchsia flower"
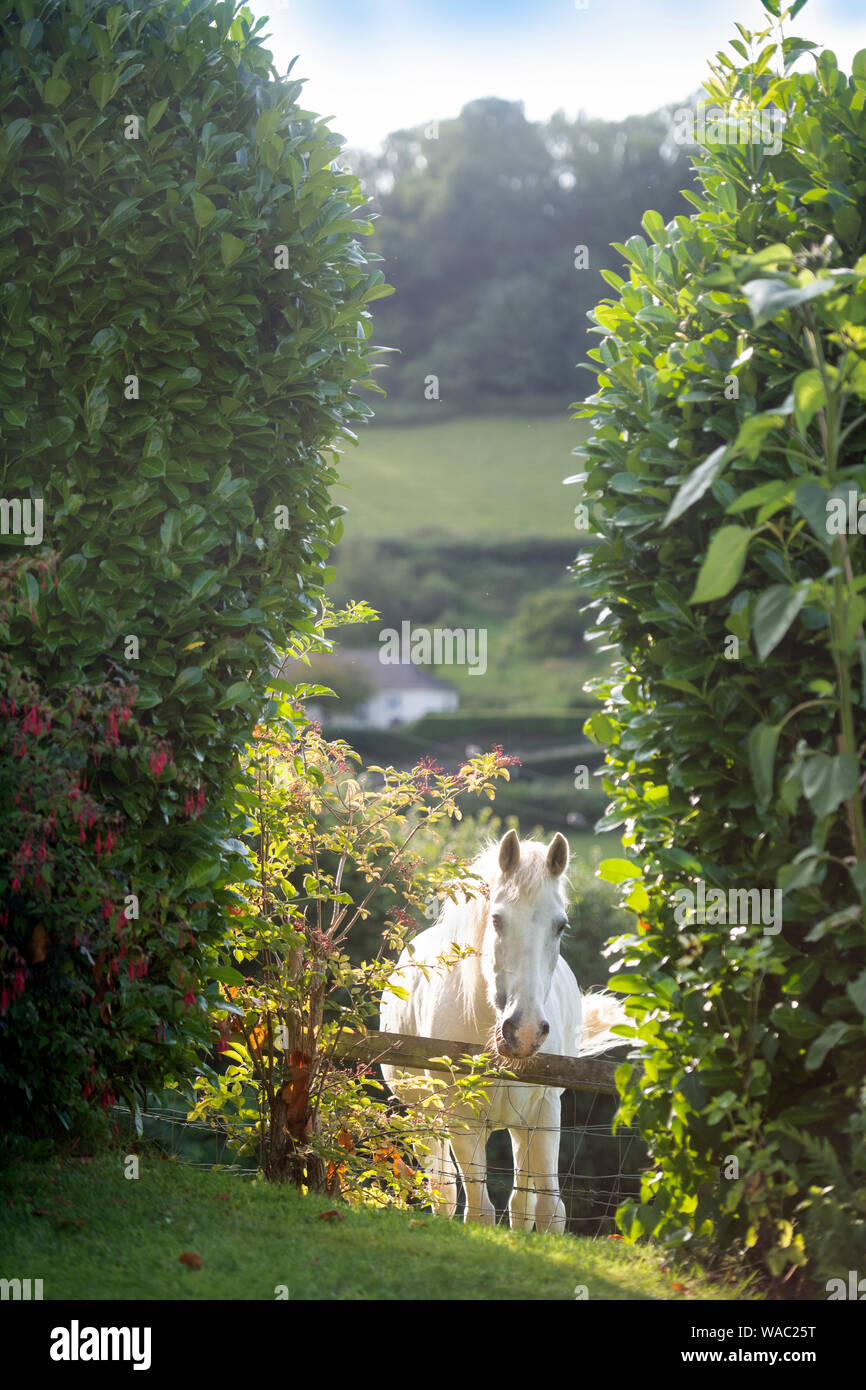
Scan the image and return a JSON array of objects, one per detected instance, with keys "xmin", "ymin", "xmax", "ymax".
[{"xmin": 149, "ymin": 749, "xmax": 168, "ymax": 780}]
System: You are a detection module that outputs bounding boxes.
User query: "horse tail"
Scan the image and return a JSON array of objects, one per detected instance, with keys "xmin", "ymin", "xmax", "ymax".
[{"xmin": 577, "ymin": 990, "xmax": 628, "ymax": 1056}]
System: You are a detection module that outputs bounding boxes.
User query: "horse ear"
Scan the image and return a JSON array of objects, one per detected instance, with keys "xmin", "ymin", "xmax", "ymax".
[
  {"xmin": 546, "ymin": 833, "xmax": 569, "ymax": 878},
  {"xmin": 498, "ymin": 829, "xmax": 520, "ymax": 875}
]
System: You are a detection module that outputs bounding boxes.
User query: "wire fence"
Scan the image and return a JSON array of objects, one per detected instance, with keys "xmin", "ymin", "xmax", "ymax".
[
  {"xmin": 114, "ymin": 1069, "xmax": 646, "ymax": 1237},
  {"xmin": 476, "ymin": 1087, "xmax": 646, "ymax": 1235}
]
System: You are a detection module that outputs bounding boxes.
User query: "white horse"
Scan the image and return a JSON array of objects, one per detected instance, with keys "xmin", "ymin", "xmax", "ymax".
[{"xmin": 379, "ymin": 829, "xmax": 624, "ymax": 1233}]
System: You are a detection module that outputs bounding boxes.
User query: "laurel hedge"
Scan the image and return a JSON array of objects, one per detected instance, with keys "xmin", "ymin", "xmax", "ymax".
[
  {"xmin": 0, "ymin": 0, "xmax": 388, "ymax": 1140},
  {"xmin": 574, "ymin": 2, "xmax": 866, "ymax": 1286}
]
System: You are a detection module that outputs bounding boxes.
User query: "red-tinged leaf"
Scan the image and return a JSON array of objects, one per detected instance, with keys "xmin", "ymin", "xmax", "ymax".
[
  {"xmin": 179, "ymin": 1251, "xmax": 203, "ymax": 1269},
  {"xmin": 672, "ymin": 1281, "xmax": 689, "ymax": 1293},
  {"xmin": 316, "ymin": 1209, "xmax": 344, "ymax": 1221}
]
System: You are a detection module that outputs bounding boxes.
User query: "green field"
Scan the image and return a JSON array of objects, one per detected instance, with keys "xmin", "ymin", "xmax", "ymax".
[
  {"xmin": 336, "ymin": 414, "xmax": 587, "ymax": 540},
  {"xmin": 0, "ymin": 1151, "xmax": 755, "ymax": 1301}
]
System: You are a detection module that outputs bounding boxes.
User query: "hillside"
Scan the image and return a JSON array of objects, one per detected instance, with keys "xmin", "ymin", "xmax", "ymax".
[{"xmin": 336, "ymin": 413, "xmax": 587, "ymax": 540}]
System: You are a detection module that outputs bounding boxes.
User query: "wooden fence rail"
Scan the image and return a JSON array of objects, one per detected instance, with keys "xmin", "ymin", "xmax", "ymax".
[{"xmin": 331, "ymin": 1029, "xmax": 625, "ymax": 1095}]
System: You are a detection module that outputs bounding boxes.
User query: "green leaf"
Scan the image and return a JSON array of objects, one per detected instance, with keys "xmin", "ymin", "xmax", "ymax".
[
  {"xmin": 211, "ymin": 965, "xmax": 245, "ymax": 987},
  {"xmin": 753, "ymin": 582, "xmax": 809, "ymax": 661},
  {"xmin": 733, "ymin": 409, "xmax": 788, "ymax": 460},
  {"xmin": 171, "ymin": 666, "xmax": 204, "ymax": 694},
  {"xmin": 220, "ymin": 680, "xmax": 254, "ymax": 705},
  {"xmin": 193, "ymin": 192, "xmax": 217, "ymax": 228},
  {"xmin": 805, "ymin": 1021, "xmax": 853, "ymax": 1072},
  {"xmin": 742, "ymin": 276, "xmax": 838, "ymax": 328},
  {"xmin": 749, "ymin": 723, "xmax": 781, "ymax": 813},
  {"xmin": 21, "ymin": 570, "xmax": 39, "ymax": 607},
  {"xmin": 184, "ymin": 859, "xmax": 221, "ymax": 889},
  {"xmin": 792, "ymin": 368, "xmax": 826, "ymax": 435},
  {"xmin": 727, "ymin": 479, "xmax": 794, "ymax": 516},
  {"xmin": 585, "ymin": 710, "xmax": 616, "ymax": 744},
  {"xmin": 689, "ymin": 526, "xmax": 752, "ymax": 604},
  {"xmin": 147, "ymin": 98, "xmax": 169, "ymax": 130},
  {"xmin": 89, "ymin": 72, "xmax": 118, "ymax": 110},
  {"xmin": 802, "ymin": 752, "xmax": 859, "ymax": 818},
  {"xmin": 598, "ymin": 858, "xmax": 641, "ymax": 885},
  {"xmin": 610, "ymin": 973, "xmax": 651, "ymax": 995},
  {"xmin": 664, "ymin": 447, "xmax": 729, "ymax": 525},
  {"xmin": 43, "ymin": 77, "xmax": 71, "ymax": 107},
  {"xmin": 21, "ymin": 18, "xmax": 43, "ymax": 49},
  {"xmin": 220, "ymin": 233, "xmax": 245, "ymax": 268},
  {"xmin": 641, "ymin": 209, "xmax": 666, "ymax": 243},
  {"xmin": 255, "ymin": 110, "xmax": 281, "ymax": 142},
  {"xmin": 625, "ymin": 882, "xmax": 650, "ymax": 913},
  {"xmin": 846, "ymin": 970, "xmax": 866, "ymax": 1017},
  {"xmin": 3, "ymin": 118, "xmax": 31, "ymax": 154},
  {"xmin": 362, "ymin": 283, "xmax": 396, "ymax": 303},
  {"xmin": 794, "ymin": 481, "xmax": 832, "ymax": 548}
]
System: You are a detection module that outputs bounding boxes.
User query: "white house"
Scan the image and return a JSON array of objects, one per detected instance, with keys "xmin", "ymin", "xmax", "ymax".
[{"xmin": 275, "ymin": 648, "xmax": 459, "ymax": 730}]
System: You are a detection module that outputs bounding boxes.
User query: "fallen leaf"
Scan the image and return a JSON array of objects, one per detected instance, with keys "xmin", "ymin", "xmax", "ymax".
[
  {"xmin": 608, "ymin": 1233, "xmax": 623, "ymax": 1240},
  {"xmin": 408, "ymin": 1220, "xmax": 429, "ymax": 1229},
  {"xmin": 316, "ymin": 1209, "xmax": 344, "ymax": 1222},
  {"xmin": 178, "ymin": 1252, "xmax": 203, "ymax": 1269},
  {"xmin": 218, "ymin": 1194, "xmax": 229, "ymax": 1202},
  {"xmin": 672, "ymin": 1281, "xmax": 689, "ymax": 1294},
  {"xmin": 27, "ymin": 922, "xmax": 49, "ymax": 963}
]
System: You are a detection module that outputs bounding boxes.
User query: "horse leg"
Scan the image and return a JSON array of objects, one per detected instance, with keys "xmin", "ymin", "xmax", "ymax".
[
  {"xmin": 527, "ymin": 1103, "xmax": 566, "ymax": 1234},
  {"xmin": 507, "ymin": 1126, "xmax": 538, "ymax": 1232},
  {"xmin": 423, "ymin": 1138, "xmax": 458, "ymax": 1218},
  {"xmin": 450, "ymin": 1124, "xmax": 495, "ymax": 1225}
]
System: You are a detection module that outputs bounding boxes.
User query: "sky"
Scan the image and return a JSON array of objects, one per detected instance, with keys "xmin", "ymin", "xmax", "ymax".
[{"xmin": 246, "ymin": 0, "xmax": 866, "ymax": 151}]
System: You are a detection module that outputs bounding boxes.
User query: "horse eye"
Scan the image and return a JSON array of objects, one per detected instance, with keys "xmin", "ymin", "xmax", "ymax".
[
  {"xmin": 492, "ymin": 914, "xmax": 504, "ymax": 931},
  {"xmin": 556, "ymin": 920, "xmax": 568, "ymax": 936}
]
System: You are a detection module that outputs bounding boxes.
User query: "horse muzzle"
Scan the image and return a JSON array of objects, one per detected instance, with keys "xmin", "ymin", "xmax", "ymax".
[{"xmin": 497, "ymin": 1014, "xmax": 550, "ymax": 1058}]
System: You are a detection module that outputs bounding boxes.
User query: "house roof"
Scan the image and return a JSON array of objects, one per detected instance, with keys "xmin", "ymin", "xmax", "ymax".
[{"xmin": 275, "ymin": 647, "xmax": 458, "ymax": 695}]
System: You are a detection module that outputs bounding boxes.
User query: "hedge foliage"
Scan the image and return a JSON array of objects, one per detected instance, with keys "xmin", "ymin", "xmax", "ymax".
[
  {"xmin": 0, "ymin": 0, "xmax": 388, "ymax": 1138},
  {"xmin": 575, "ymin": 1, "xmax": 866, "ymax": 1285}
]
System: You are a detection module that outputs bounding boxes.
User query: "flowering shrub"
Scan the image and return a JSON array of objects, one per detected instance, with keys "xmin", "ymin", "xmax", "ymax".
[
  {"xmin": 0, "ymin": 557, "xmax": 238, "ymax": 1144},
  {"xmin": 191, "ymin": 716, "xmax": 517, "ymax": 1199},
  {"xmin": 0, "ymin": 0, "xmax": 391, "ymax": 1141}
]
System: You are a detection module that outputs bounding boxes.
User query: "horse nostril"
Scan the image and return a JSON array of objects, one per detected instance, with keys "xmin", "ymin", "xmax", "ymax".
[
  {"xmin": 539, "ymin": 1021, "xmax": 550, "ymax": 1040},
  {"xmin": 501, "ymin": 1014, "xmax": 519, "ymax": 1044}
]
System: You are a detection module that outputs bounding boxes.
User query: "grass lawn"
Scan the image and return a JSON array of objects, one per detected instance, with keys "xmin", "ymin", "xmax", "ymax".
[
  {"xmin": 0, "ymin": 1151, "xmax": 755, "ymax": 1301},
  {"xmin": 336, "ymin": 414, "xmax": 587, "ymax": 540}
]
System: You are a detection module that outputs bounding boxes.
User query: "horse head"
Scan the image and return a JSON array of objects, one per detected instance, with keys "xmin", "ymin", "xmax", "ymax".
[{"xmin": 481, "ymin": 829, "xmax": 569, "ymax": 1059}]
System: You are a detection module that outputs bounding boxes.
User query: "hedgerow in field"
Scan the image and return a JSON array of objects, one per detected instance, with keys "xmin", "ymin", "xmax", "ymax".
[
  {"xmin": 0, "ymin": 0, "xmax": 389, "ymax": 1141},
  {"xmin": 574, "ymin": 0, "xmax": 866, "ymax": 1286}
]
